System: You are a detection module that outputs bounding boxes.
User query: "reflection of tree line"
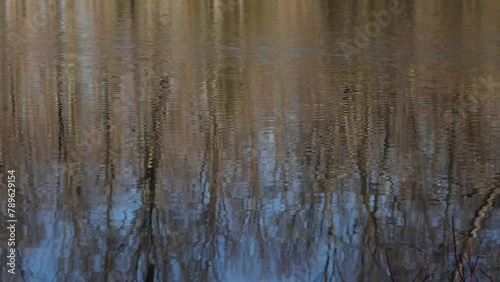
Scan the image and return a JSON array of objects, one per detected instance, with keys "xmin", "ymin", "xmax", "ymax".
[
  {"xmin": 14, "ymin": 55, "xmax": 500, "ymax": 282},
  {"xmin": 2, "ymin": 0, "xmax": 500, "ymax": 281},
  {"xmin": 141, "ymin": 75, "xmax": 168, "ymax": 282}
]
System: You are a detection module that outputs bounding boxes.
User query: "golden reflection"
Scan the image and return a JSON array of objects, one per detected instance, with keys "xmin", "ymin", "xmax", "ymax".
[{"xmin": 1, "ymin": 0, "xmax": 499, "ymax": 281}]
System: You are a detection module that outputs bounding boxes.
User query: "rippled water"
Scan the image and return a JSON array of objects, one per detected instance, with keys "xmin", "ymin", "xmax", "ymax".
[{"xmin": 1, "ymin": 1, "xmax": 499, "ymax": 281}]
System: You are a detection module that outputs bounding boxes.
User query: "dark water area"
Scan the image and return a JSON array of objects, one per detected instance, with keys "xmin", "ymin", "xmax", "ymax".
[{"xmin": 1, "ymin": 1, "xmax": 499, "ymax": 281}]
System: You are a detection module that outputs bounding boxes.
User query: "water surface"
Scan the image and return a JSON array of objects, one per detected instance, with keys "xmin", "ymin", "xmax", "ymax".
[{"xmin": 1, "ymin": 1, "xmax": 499, "ymax": 281}]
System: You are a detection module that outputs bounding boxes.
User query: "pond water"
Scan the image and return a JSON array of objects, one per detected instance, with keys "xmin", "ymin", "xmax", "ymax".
[{"xmin": 1, "ymin": 1, "xmax": 499, "ymax": 281}]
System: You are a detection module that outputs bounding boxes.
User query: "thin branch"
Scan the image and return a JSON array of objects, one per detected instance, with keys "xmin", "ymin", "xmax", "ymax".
[
  {"xmin": 411, "ymin": 263, "xmax": 432, "ymax": 282},
  {"xmin": 469, "ymin": 256, "xmax": 480, "ymax": 281},
  {"xmin": 452, "ymin": 218, "xmax": 464, "ymax": 281},
  {"xmin": 479, "ymin": 268, "xmax": 496, "ymax": 282},
  {"xmin": 421, "ymin": 269, "xmax": 435, "ymax": 282},
  {"xmin": 366, "ymin": 236, "xmax": 390, "ymax": 277},
  {"xmin": 385, "ymin": 248, "xmax": 395, "ymax": 282}
]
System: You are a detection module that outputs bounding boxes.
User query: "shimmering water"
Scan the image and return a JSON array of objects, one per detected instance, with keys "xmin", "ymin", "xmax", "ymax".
[{"xmin": 1, "ymin": 1, "xmax": 499, "ymax": 281}]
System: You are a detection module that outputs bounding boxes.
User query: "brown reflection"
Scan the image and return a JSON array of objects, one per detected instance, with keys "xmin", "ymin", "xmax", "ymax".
[{"xmin": 1, "ymin": 0, "xmax": 499, "ymax": 281}]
